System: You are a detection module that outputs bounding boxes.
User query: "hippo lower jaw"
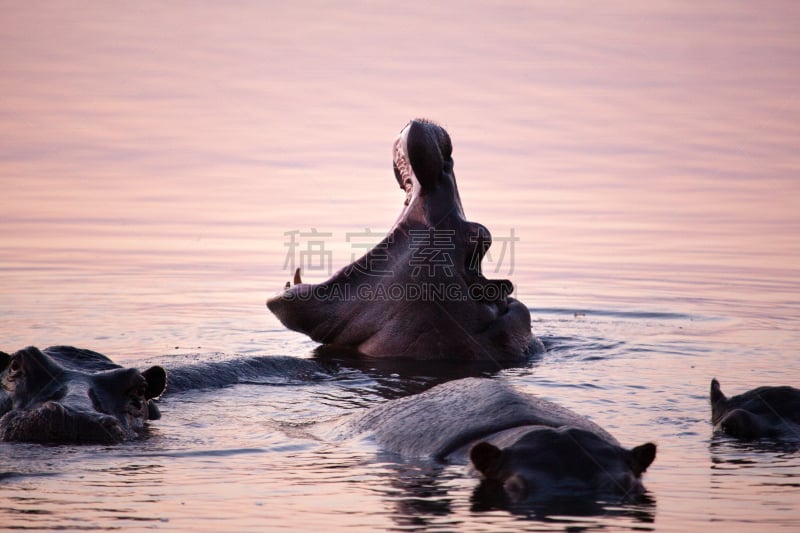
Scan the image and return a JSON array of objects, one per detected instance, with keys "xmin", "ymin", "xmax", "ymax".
[
  {"xmin": 355, "ymin": 296, "xmax": 533, "ymax": 360},
  {"xmin": 0, "ymin": 401, "xmax": 128, "ymax": 444},
  {"xmin": 269, "ymin": 282, "xmax": 533, "ymax": 360}
]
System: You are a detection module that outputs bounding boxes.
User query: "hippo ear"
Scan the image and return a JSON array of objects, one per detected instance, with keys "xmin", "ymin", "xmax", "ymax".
[
  {"xmin": 710, "ymin": 378, "xmax": 727, "ymax": 404},
  {"xmin": 0, "ymin": 351, "xmax": 9, "ymax": 372},
  {"xmin": 710, "ymin": 379, "xmax": 728, "ymax": 423},
  {"xmin": 628, "ymin": 442, "xmax": 657, "ymax": 476},
  {"xmin": 407, "ymin": 122, "xmax": 444, "ymax": 191},
  {"xmin": 142, "ymin": 366, "xmax": 167, "ymax": 399},
  {"xmin": 470, "ymin": 441, "xmax": 502, "ymax": 477}
]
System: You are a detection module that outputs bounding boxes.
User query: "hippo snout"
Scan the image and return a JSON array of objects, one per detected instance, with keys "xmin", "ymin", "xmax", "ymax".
[{"xmin": 0, "ymin": 401, "xmax": 127, "ymax": 444}]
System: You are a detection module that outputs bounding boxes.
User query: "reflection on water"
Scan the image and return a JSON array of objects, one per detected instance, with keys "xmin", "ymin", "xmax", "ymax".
[
  {"xmin": 311, "ymin": 344, "xmax": 540, "ymax": 399},
  {"xmin": 708, "ymin": 438, "xmax": 800, "ymax": 527},
  {"xmin": 710, "ymin": 437, "xmax": 800, "ymax": 476},
  {"xmin": 375, "ymin": 459, "xmax": 455, "ymax": 529},
  {"xmin": 2, "ymin": 0, "xmax": 800, "ymax": 531},
  {"xmin": 470, "ymin": 479, "xmax": 657, "ymax": 527}
]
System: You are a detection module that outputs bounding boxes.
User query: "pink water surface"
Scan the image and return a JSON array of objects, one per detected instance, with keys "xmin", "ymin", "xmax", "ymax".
[{"xmin": 1, "ymin": 2, "xmax": 799, "ymax": 531}]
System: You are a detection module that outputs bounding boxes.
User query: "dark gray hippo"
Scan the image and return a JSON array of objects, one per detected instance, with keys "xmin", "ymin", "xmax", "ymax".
[
  {"xmin": 267, "ymin": 119, "xmax": 537, "ymax": 361},
  {"xmin": 0, "ymin": 346, "xmax": 166, "ymax": 444},
  {"xmin": 326, "ymin": 378, "xmax": 656, "ymax": 501},
  {"xmin": 710, "ymin": 378, "xmax": 800, "ymax": 441}
]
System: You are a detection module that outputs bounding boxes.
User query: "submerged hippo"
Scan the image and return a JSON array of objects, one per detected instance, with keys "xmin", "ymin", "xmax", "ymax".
[
  {"xmin": 267, "ymin": 119, "xmax": 536, "ymax": 361},
  {"xmin": 0, "ymin": 346, "xmax": 166, "ymax": 444},
  {"xmin": 710, "ymin": 378, "xmax": 800, "ymax": 441},
  {"xmin": 328, "ymin": 378, "xmax": 656, "ymax": 501}
]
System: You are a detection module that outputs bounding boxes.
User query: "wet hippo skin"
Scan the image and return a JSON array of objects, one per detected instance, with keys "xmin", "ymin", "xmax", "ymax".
[
  {"xmin": 327, "ymin": 378, "xmax": 656, "ymax": 501},
  {"xmin": 710, "ymin": 378, "xmax": 800, "ymax": 441},
  {"xmin": 267, "ymin": 120, "xmax": 538, "ymax": 361},
  {"xmin": 0, "ymin": 346, "xmax": 166, "ymax": 444}
]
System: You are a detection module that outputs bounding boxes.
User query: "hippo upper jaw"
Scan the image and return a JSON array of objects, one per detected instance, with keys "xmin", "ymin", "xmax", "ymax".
[{"xmin": 267, "ymin": 119, "xmax": 534, "ymax": 361}]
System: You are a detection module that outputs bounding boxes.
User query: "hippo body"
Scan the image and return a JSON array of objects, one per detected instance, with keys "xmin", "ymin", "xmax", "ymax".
[
  {"xmin": 710, "ymin": 378, "xmax": 800, "ymax": 441},
  {"xmin": 267, "ymin": 120, "xmax": 537, "ymax": 361},
  {"xmin": 328, "ymin": 378, "xmax": 656, "ymax": 501},
  {"xmin": 0, "ymin": 346, "xmax": 166, "ymax": 444}
]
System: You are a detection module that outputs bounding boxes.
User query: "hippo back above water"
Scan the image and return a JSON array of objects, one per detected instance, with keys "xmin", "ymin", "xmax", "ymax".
[
  {"xmin": 326, "ymin": 378, "xmax": 656, "ymax": 501},
  {"xmin": 0, "ymin": 346, "xmax": 166, "ymax": 444}
]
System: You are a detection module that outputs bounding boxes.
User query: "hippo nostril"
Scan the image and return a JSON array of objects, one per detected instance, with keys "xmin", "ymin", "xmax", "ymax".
[
  {"xmin": 464, "ymin": 223, "xmax": 492, "ymax": 274},
  {"xmin": 499, "ymin": 280, "xmax": 513, "ymax": 299},
  {"xmin": 472, "ymin": 279, "xmax": 514, "ymax": 303}
]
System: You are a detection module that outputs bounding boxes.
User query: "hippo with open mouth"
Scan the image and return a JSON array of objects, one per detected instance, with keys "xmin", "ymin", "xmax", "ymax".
[
  {"xmin": 267, "ymin": 119, "xmax": 536, "ymax": 361},
  {"xmin": 710, "ymin": 378, "xmax": 800, "ymax": 441},
  {"xmin": 326, "ymin": 378, "xmax": 656, "ymax": 502},
  {"xmin": 0, "ymin": 346, "xmax": 166, "ymax": 444}
]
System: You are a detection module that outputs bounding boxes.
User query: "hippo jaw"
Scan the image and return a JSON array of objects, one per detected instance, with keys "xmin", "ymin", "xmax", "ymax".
[
  {"xmin": 267, "ymin": 119, "xmax": 534, "ymax": 361},
  {"xmin": 0, "ymin": 347, "xmax": 166, "ymax": 444}
]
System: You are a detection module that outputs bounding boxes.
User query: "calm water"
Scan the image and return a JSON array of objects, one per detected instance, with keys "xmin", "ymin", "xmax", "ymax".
[{"xmin": 2, "ymin": 1, "xmax": 800, "ymax": 531}]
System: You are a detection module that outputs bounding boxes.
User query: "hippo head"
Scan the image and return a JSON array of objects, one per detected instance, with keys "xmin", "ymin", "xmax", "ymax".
[
  {"xmin": 267, "ymin": 119, "xmax": 534, "ymax": 361},
  {"xmin": 0, "ymin": 347, "xmax": 166, "ymax": 444},
  {"xmin": 469, "ymin": 427, "xmax": 657, "ymax": 502},
  {"xmin": 710, "ymin": 378, "xmax": 800, "ymax": 440}
]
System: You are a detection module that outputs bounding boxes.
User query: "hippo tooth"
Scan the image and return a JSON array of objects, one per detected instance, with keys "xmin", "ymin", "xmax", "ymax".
[{"xmin": 393, "ymin": 124, "xmax": 420, "ymax": 208}]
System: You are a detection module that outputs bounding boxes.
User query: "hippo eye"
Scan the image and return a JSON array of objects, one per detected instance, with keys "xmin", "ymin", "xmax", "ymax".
[
  {"xmin": 128, "ymin": 386, "xmax": 147, "ymax": 412},
  {"xmin": 9, "ymin": 360, "xmax": 21, "ymax": 374}
]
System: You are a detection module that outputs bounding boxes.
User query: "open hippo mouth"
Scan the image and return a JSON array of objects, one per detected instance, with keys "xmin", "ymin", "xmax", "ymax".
[{"xmin": 267, "ymin": 119, "xmax": 534, "ymax": 361}]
